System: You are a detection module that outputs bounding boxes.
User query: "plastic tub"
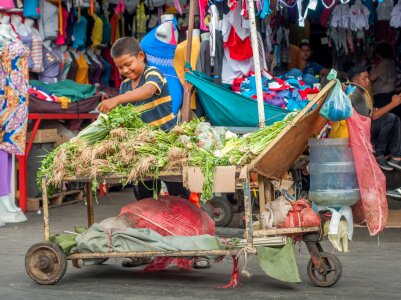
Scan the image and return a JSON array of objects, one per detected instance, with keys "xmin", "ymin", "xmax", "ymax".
[{"xmin": 308, "ymin": 138, "xmax": 360, "ymax": 207}]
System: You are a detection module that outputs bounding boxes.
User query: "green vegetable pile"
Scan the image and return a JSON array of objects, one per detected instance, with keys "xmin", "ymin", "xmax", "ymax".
[{"xmin": 38, "ymin": 104, "xmax": 295, "ymax": 200}]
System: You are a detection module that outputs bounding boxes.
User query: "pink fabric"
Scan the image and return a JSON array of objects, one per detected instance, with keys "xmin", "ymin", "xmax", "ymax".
[
  {"xmin": 199, "ymin": 0, "xmax": 208, "ymax": 31},
  {"xmin": 347, "ymin": 109, "xmax": 388, "ymax": 235},
  {"xmin": 0, "ymin": 1, "xmax": 15, "ymax": 9},
  {"xmin": 56, "ymin": 7, "xmax": 69, "ymax": 45}
]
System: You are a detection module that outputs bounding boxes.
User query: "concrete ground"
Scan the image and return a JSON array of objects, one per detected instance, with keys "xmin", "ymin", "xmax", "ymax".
[{"xmin": 1, "ymin": 190, "xmax": 400, "ymax": 300}]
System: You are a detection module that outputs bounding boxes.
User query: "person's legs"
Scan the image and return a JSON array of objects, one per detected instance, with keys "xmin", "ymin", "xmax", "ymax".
[
  {"xmin": 384, "ymin": 113, "xmax": 401, "ymax": 170},
  {"xmin": 164, "ymin": 181, "xmax": 190, "ymax": 198},
  {"xmin": 371, "ymin": 114, "xmax": 395, "ymax": 170}
]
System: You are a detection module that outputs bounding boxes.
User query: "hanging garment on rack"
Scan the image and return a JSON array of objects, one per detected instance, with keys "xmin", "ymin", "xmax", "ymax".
[
  {"xmin": 92, "ymin": 14, "xmax": 104, "ymax": 47},
  {"xmin": 38, "ymin": 45, "xmax": 61, "ymax": 83},
  {"xmin": 30, "ymin": 30, "xmax": 43, "ymax": 73},
  {"xmin": 100, "ymin": 15, "xmax": 112, "ymax": 45},
  {"xmin": 377, "ymin": 0, "xmax": 393, "ymax": 21},
  {"xmin": 66, "ymin": 51, "xmax": 79, "ymax": 81},
  {"xmin": 81, "ymin": 9, "xmax": 95, "ymax": 46},
  {"xmin": 23, "ymin": 0, "xmax": 40, "ymax": 19},
  {"xmin": 99, "ymin": 55, "xmax": 111, "ymax": 86},
  {"xmin": 75, "ymin": 53, "xmax": 90, "ymax": 84},
  {"xmin": 330, "ymin": 3, "xmax": 350, "ymax": 29},
  {"xmin": 73, "ymin": 11, "xmax": 88, "ymax": 49},
  {"xmin": 174, "ymin": 36, "xmax": 201, "ymax": 110},
  {"xmin": 0, "ymin": 40, "xmax": 29, "ymax": 156},
  {"xmin": 390, "ymin": 2, "xmax": 401, "ymax": 28},
  {"xmin": 56, "ymin": 5, "xmax": 69, "ymax": 45},
  {"xmin": 18, "ymin": 33, "xmax": 34, "ymax": 69},
  {"xmin": 196, "ymin": 38, "xmax": 212, "ymax": 77},
  {"xmin": 349, "ymin": 0, "xmax": 370, "ymax": 32},
  {"xmin": 141, "ymin": 21, "xmax": 183, "ymax": 115},
  {"xmin": 38, "ymin": 0, "xmax": 59, "ymax": 40}
]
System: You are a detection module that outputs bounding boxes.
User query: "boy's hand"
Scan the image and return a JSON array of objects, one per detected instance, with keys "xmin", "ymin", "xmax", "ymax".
[{"xmin": 98, "ymin": 98, "xmax": 119, "ymax": 113}]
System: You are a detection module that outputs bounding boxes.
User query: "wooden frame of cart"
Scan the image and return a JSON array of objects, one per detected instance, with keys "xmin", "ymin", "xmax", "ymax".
[{"xmin": 25, "ymin": 81, "xmax": 343, "ymax": 287}]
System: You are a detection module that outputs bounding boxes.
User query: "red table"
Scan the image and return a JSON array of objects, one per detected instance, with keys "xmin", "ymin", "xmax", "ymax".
[{"xmin": 17, "ymin": 113, "xmax": 98, "ymax": 213}]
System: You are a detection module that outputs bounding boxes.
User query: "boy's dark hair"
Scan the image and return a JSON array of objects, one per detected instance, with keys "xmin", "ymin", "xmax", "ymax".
[
  {"xmin": 111, "ymin": 37, "xmax": 143, "ymax": 59},
  {"xmin": 299, "ymin": 42, "xmax": 310, "ymax": 49}
]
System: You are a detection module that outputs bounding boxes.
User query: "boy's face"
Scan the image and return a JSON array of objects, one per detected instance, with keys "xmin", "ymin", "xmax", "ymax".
[
  {"xmin": 300, "ymin": 45, "xmax": 312, "ymax": 61},
  {"xmin": 114, "ymin": 52, "xmax": 145, "ymax": 81}
]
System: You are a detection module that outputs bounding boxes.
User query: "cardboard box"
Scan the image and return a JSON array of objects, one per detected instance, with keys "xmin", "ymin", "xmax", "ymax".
[
  {"xmin": 183, "ymin": 166, "xmax": 236, "ymax": 193},
  {"xmin": 55, "ymin": 133, "xmax": 72, "ymax": 146},
  {"xmin": 27, "ymin": 129, "xmax": 57, "ymax": 144}
]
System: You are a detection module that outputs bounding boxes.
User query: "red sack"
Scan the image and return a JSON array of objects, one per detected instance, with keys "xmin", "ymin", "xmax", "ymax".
[
  {"xmin": 346, "ymin": 109, "xmax": 388, "ymax": 235},
  {"xmin": 278, "ymin": 199, "xmax": 320, "ymax": 228},
  {"xmin": 119, "ymin": 196, "xmax": 215, "ymax": 272},
  {"xmin": 300, "ymin": 208, "xmax": 321, "ymax": 227},
  {"xmin": 119, "ymin": 196, "xmax": 215, "ymax": 236}
]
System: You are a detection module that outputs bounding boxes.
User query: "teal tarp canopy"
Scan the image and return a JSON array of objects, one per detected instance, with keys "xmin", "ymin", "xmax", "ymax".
[{"xmin": 184, "ymin": 71, "xmax": 290, "ymax": 127}]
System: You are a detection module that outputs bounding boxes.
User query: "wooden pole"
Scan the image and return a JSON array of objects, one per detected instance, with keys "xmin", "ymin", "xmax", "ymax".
[
  {"xmin": 181, "ymin": 0, "xmax": 196, "ymax": 122},
  {"xmin": 41, "ymin": 177, "xmax": 50, "ymax": 241},
  {"xmin": 86, "ymin": 183, "xmax": 94, "ymax": 227},
  {"xmin": 246, "ymin": 0, "xmax": 265, "ymax": 128}
]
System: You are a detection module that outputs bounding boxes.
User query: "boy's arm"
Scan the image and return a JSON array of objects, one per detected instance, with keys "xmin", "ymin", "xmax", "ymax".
[{"xmin": 98, "ymin": 84, "xmax": 158, "ymax": 113}]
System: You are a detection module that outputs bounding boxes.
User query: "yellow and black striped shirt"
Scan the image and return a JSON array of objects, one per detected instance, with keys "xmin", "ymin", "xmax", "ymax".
[{"xmin": 120, "ymin": 65, "xmax": 177, "ymax": 131}]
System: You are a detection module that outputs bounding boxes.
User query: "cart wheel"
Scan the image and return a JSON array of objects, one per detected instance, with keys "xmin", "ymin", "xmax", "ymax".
[
  {"xmin": 307, "ymin": 252, "xmax": 342, "ymax": 287},
  {"xmin": 25, "ymin": 242, "xmax": 68, "ymax": 285},
  {"xmin": 209, "ymin": 196, "xmax": 234, "ymax": 227}
]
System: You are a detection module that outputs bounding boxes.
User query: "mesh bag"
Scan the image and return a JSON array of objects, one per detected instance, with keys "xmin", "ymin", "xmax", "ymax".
[
  {"xmin": 119, "ymin": 196, "xmax": 215, "ymax": 236},
  {"xmin": 119, "ymin": 196, "xmax": 215, "ymax": 271},
  {"xmin": 346, "ymin": 109, "xmax": 388, "ymax": 235}
]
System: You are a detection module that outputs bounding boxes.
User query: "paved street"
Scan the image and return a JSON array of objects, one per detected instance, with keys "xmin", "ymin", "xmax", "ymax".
[{"xmin": 1, "ymin": 190, "xmax": 400, "ymax": 300}]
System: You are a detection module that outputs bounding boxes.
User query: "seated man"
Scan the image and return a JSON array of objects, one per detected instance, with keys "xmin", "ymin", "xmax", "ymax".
[
  {"xmin": 347, "ymin": 65, "xmax": 401, "ymax": 172},
  {"xmin": 299, "ymin": 42, "xmax": 330, "ymax": 77}
]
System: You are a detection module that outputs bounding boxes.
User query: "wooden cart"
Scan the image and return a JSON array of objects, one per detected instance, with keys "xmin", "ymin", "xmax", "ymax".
[{"xmin": 25, "ymin": 81, "xmax": 342, "ymax": 287}]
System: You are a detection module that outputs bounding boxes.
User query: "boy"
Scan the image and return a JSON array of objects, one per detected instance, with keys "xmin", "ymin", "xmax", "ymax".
[
  {"xmin": 98, "ymin": 37, "xmax": 176, "ymax": 131},
  {"xmin": 299, "ymin": 42, "xmax": 330, "ymax": 77}
]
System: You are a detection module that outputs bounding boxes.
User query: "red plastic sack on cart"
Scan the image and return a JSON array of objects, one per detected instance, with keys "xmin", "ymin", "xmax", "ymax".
[
  {"xmin": 278, "ymin": 199, "xmax": 320, "ymax": 228},
  {"xmin": 346, "ymin": 109, "xmax": 388, "ymax": 235},
  {"xmin": 119, "ymin": 196, "xmax": 215, "ymax": 271}
]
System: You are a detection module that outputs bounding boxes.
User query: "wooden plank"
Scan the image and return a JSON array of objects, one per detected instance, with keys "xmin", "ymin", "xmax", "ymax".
[
  {"xmin": 67, "ymin": 249, "xmax": 239, "ymax": 260},
  {"xmin": 250, "ymin": 80, "xmax": 336, "ymax": 180},
  {"xmin": 253, "ymin": 226, "xmax": 320, "ymax": 237},
  {"xmin": 27, "ymin": 190, "xmax": 84, "ymax": 211},
  {"xmin": 385, "ymin": 210, "xmax": 401, "ymax": 228}
]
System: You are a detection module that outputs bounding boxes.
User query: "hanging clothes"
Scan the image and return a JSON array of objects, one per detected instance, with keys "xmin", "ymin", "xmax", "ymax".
[
  {"xmin": 75, "ymin": 53, "xmax": 90, "ymax": 84},
  {"xmin": 0, "ymin": 40, "xmax": 29, "ymax": 156},
  {"xmin": 73, "ymin": 10, "xmax": 88, "ymax": 49},
  {"xmin": 99, "ymin": 55, "xmax": 111, "ymax": 86},
  {"xmin": 23, "ymin": 0, "xmax": 40, "ymax": 19},
  {"xmin": 39, "ymin": 45, "xmax": 61, "ymax": 83},
  {"xmin": 100, "ymin": 15, "xmax": 112, "ymax": 45},
  {"xmin": 173, "ymin": 36, "xmax": 201, "ymax": 110},
  {"xmin": 30, "ymin": 29, "xmax": 43, "ymax": 73},
  {"xmin": 91, "ymin": 14, "xmax": 104, "ymax": 47},
  {"xmin": 18, "ymin": 33, "xmax": 34, "ymax": 69},
  {"xmin": 0, "ymin": 151, "xmax": 12, "ymax": 196},
  {"xmin": 196, "ymin": 37, "xmax": 212, "ymax": 77},
  {"xmin": 81, "ymin": 9, "xmax": 95, "ymax": 46},
  {"xmin": 66, "ymin": 51, "xmax": 79, "ymax": 81},
  {"xmin": 38, "ymin": 0, "xmax": 59, "ymax": 40},
  {"xmin": 56, "ymin": 5, "xmax": 69, "ymax": 45},
  {"xmin": 141, "ymin": 21, "xmax": 183, "ymax": 115}
]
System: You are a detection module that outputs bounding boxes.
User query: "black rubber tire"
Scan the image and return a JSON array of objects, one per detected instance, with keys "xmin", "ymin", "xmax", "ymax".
[
  {"xmin": 25, "ymin": 241, "xmax": 68, "ymax": 285},
  {"xmin": 307, "ymin": 252, "xmax": 342, "ymax": 287},
  {"xmin": 209, "ymin": 196, "xmax": 234, "ymax": 227}
]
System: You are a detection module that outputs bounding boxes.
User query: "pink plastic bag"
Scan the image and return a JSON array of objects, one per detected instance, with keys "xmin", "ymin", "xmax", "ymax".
[{"xmin": 346, "ymin": 109, "xmax": 388, "ymax": 235}]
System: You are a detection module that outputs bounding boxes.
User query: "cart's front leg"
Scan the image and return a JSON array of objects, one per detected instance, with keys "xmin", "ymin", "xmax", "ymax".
[
  {"xmin": 86, "ymin": 182, "xmax": 94, "ymax": 226},
  {"xmin": 41, "ymin": 177, "xmax": 50, "ymax": 241},
  {"xmin": 303, "ymin": 233, "xmax": 326, "ymax": 273}
]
